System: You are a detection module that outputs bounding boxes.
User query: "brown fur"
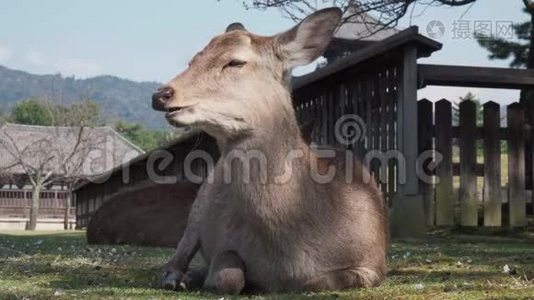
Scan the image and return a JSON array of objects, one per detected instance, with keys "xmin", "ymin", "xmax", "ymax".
[{"xmin": 155, "ymin": 8, "xmax": 388, "ymax": 294}]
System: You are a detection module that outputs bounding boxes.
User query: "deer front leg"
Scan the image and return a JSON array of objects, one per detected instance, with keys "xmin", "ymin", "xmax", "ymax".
[
  {"xmin": 160, "ymin": 225, "xmax": 201, "ymax": 290},
  {"xmin": 161, "ymin": 184, "xmax": 210, "ymax": 290}
]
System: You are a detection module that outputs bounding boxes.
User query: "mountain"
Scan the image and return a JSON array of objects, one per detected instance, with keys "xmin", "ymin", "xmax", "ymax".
[{"xmin": 0, "ymin": 65, "xmax": 166, "ymax": 128}]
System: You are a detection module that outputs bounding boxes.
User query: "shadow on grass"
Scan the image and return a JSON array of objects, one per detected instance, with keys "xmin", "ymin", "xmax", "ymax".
[
  {"xmin": 388, "ymin": 269, "xmax": 504, "ymax": 283},
  {"xmin": 0, "ymin": 231, "xmax": 173, "ymax": 294},
  {"xmin": 390, "ymin": 234, "xmax": 534, "ymax": 260},
  {"xmin": 0, "ymin": 232, "xmax": 172, "ymax": 257}
]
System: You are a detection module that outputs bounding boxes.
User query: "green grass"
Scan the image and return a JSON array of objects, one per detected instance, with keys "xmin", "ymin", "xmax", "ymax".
[{"xmin": 0, "ymin": 231, "xmax": 533, "ymax": 299}]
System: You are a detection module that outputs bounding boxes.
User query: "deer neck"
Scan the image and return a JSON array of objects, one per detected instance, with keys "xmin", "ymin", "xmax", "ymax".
[
  {"xmin": 218, "ymin": 88, "xmax": 306, "ymax": 159},
  {"xmin": 215, "ymin": 89, "xmax": 313, "ymax": 227}
]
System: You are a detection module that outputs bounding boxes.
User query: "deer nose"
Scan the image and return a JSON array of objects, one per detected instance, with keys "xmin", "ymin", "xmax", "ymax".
[{"xmin": 152, "ymin": 86, "xmax": 175, "ymax": 111}]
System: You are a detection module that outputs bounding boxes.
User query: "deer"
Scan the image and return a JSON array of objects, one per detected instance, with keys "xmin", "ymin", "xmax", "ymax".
[{"xmin": 151, "ymin": 7, "xmax": 388, "ymax": 294}]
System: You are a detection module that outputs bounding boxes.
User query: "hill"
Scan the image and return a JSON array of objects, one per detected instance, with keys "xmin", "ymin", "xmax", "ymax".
[{"xmin": 0, "ymin": 65, "xmax": 166, "ymax": 128}]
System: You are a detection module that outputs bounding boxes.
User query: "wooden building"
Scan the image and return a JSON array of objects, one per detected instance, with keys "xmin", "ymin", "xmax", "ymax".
[
  {"xmin": 324, "ymin": 3, "xmax": 400, "ymax": 63},
  {"xmin": 0, "ymin": 123, "xmax": 144, "ymax": 230}
]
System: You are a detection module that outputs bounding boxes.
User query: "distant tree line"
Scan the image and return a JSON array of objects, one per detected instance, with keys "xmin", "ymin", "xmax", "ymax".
[{"xmin": 3, "ymin": 98, "xmax": 172, "ymax": 151}]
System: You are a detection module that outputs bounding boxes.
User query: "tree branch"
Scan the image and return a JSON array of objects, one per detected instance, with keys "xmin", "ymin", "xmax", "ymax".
[
  {"xmin": 0, "ymin": 129, "xmax": 36, "ymax": 181},
  {"xmin": 240, "ymin": 0, "xmax": 475, "ymax": 39},
  {"xmin": 435, "ymin": 0, "xmax": 476, "ymax": 6}
]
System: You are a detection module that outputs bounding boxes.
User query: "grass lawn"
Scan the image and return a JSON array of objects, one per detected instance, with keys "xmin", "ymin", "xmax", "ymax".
[{"xmin": 0, "ymin": 231, "xmax": 533, "ymax": 299}]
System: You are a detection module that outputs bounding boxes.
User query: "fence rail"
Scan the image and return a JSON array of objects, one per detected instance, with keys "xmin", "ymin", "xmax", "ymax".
[
  {"xmin": 0, "ymin": 189, "xmax": 74, "ymax": 219},
  {"xmin": 419, "ymin": 99, "xmax": 533, "ymax": 228},
  {"xmin": 418, "ymin": 64, "xmax": 534, "ymax": 89}
]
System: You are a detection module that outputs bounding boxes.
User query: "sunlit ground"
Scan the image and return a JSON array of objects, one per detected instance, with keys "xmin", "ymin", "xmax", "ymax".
[{"xmin": 0, "ymin": 230, "xmax": 533, "ymax": 299}]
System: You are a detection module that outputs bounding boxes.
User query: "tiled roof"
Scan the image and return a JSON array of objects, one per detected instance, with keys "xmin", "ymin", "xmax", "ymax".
[
  {"xmin": 334, "ymin": 4, "xmax": 400, "ymax": 41},
  {"xmin": 0, "ymin": 123, "xmax": 144, "ymax": 178}
]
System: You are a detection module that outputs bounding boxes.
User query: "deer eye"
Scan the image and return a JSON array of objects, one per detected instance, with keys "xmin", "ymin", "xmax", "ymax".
[{"xmin": 224, "ymin": 59, "xmax": 247, "ymax": 69}]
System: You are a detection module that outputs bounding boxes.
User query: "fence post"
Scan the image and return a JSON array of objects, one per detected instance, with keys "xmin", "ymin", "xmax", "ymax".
[
  {"xmin": 418, "ymin": 99, "xmax": 434, "ymax": 226},
  {"xmin": 435, "ymin": 99, "xmax": 453, "ymax": 226},
  {"xmin": 483, "ymin": 101, "xmax": 501, "ymax": 227},
  {"xmin": 507, "ymin": 103, "xmax": 527, "ymax": 227},
  {"xmin": 459, "ymin": 100, "xmax": 478, "ymax": 227},
  {"xmin": 390, "ymin": 45, "xmax": 425, "ymax": 237},
  {"xmin": 529, "ymin": 103, "xmax": 534, "ymax": 218}
]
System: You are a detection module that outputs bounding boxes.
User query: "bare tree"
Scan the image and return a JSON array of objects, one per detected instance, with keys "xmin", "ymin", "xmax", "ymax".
[
  {"xmin": 56, "ymin": 128, "xmax": 102, "ymax": 230},
  {"xmin": 238, "ymin": 0, "xmax": 476, "ymax": 38},
  {"xmin": 0, "ymin": 124, "xmax": 101, "ymax": 230},
  {"xmin": 0, "ymin": 100, "xmax": 109, "ymax": 230}
]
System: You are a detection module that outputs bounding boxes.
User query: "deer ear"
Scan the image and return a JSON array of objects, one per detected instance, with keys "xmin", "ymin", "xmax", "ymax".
[
  {"xmin": 226, "ymin": 22, "xmax": 246, "ymax": 32},
  {"xmin": 275, "ymin": 7, "xmax": 342, "ymax": 68}
]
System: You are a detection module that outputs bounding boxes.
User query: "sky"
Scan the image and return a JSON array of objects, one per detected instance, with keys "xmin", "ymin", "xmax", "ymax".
[{"xmin": 0, "ymin": 0, "xmax": 527, "ymax": 104}]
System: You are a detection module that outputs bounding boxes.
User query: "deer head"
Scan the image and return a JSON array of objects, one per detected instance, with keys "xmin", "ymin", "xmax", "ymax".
[{"xmin": 152, "ymin": 8, "xmax": 341, "ymax": 140}]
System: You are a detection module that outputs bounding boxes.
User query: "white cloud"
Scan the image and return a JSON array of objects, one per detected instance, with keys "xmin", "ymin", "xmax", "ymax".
[
  {"xmin": 25, "ymin": 50, "xmax": 45, "ymax": 67},
  {"xmin": 56, "ymin": 58, "xmax": 102, "ymax": 78},
  {"xmin": 0, "ymin": 45, "xmax": 12, "ymax": 63},
  {"xmin": 23, "ymin": 50, "xmax": 102, "ymax": 78}
]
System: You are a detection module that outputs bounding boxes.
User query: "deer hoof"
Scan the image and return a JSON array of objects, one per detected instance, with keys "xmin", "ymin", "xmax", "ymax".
[{"xmin": 161, "ymin": 269, "xmax": 184, "ymax": 290}]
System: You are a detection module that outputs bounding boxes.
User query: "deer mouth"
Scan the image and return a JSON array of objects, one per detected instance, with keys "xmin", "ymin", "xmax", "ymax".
[
  {"xmin": 165, "ymin": 105, "xmax": 196, "ymax": 128},
  {"xmin": 165, "ymin": 106, "xmax": 190, "ymax": 118}
]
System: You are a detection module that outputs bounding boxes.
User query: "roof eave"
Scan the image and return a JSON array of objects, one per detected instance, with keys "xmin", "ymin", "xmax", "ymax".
[
  {"xmin": 73, "ymin": 128, "xmax": 201, "ymax": 191},
  {"xmin": 292, "ymin": 26, "xmax": 442, "ymax": 91}
]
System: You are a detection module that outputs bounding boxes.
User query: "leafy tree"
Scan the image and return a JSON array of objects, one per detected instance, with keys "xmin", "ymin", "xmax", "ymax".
[
  {"xmin": 11, "ymin": 99, "xmax": 54, "ymax": 126},
  {"xmin": 114, "ymin": 121, "xmax": 169, "ymax": 151},
  {"xmin": 10, "ymin": 99, "xmax": 102, "ymax": 127},
  {"xmin": 476, "ymin": 3, "xmax": 534, "ymax": 104},
  {"xmin": 477, "ymin": 5, "xmax": 533, "ymax": 69},
  {"xmin": 51, "ymin": 100, "xmax": 102, "ymax": 127},
  {"xmin": 476, "ymin": 2, "xmax": 534, "ymax": 188},
  {"xmin": 476, "ymin": 13, "xmax": 530, "ymax": 68}
]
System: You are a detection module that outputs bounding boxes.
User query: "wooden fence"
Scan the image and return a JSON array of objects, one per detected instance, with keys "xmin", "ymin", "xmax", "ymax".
[
  {"xmin": 0, "ymin": 189, "xmax": 74, "ymax": 218},
  {"xmin": 294, "ymin": 62, "xmax": 399, "ymax": 203},
  {"xmin": 419, "ymin": 99, "xmax": 533, "ymax": 228}
]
